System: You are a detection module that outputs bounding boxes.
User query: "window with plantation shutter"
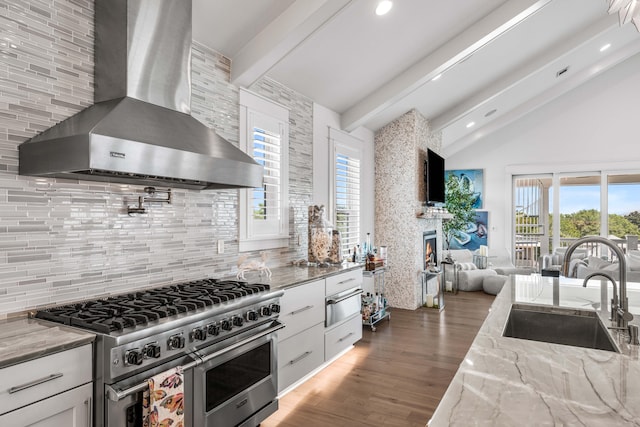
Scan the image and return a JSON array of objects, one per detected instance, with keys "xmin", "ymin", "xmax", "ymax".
[
  {"xmin": 329, "ymin": 128, "xmax": 362, "ymax": 257},
  {"xmin": 239, "ymin": 89, "xmax": 289, "ymax": 252}
]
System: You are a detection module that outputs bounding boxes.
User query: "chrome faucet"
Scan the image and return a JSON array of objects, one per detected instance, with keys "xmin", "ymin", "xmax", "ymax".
[{"xmin": 561, "ymin": 236, "xmax": 634, "ymax": 329}]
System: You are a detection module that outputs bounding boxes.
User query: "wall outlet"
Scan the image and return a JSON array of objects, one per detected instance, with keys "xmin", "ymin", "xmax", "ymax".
[{"xmin": 217, "ymin": 240, "xmax": 224, "ymax": 254}]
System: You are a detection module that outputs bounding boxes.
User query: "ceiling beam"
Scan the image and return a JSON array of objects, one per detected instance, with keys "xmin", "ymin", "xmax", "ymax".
[
  {"xmin": 340, "ymin": 0, "xmax": 554, "ymax": 132},
  {"xmin": 231, "ymin": 0, "xmax": 352, "ymax": 88},
  {"xmin": 442, "ymin": 38, "xmax": 640, "ymax": 157},
  {"xmin": 430, "ymin": 13, "xmax": 621, "ymax": 132}
]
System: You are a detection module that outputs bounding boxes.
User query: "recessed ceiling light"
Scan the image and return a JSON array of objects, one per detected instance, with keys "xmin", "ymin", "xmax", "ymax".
[
  {"xmin": 432, "ymin": 74, "xmax": 442, "ymax": 81},
  {"xmin": 556, "ymin": 66, "xmax": 570, "ymax": 78},
  {"xmin": 484, "ymin": 109, "xmax": 497, "ymax": 117},
  {"xmin": 376, "ymin": 1, "xmax": 393, "ymax": 16},
  {"xmin": 600, "ymin": 43, "xmax": 611, "ymax": 52},
  {"xmin": 466, "ymin": 122, "xmax": 476, "ymax": 128}
]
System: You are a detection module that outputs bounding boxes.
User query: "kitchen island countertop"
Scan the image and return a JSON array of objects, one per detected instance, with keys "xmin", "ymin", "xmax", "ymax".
[
  {"xmin": 0, "ymin": 316, "xmax": 95, "ymax": 369},
  {"xmin": 429, "ymin": 274, "xmax": 640, "ymax": 426}
]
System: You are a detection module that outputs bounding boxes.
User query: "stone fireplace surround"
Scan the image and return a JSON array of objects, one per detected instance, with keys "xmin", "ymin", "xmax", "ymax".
[{"xmin": 374, "ymin": 109, "xmax": 444, "ymax": 309}]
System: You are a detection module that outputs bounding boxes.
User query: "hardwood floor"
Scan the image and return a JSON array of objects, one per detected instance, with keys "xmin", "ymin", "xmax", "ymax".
[{"xmin": 262, "ymin": 291, "xmax": 495, "ymax": 427}]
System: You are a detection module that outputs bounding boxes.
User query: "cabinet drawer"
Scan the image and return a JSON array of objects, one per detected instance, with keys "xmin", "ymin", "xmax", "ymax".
[
  {"xmin": 325, "ymin": 269, "xmax": 363, "ymax": 296},
  {"xmin": 0, "ymin": 344, "xmax": 92, "ymax": 416},
  {"xmin": 324, "ymin": 314, "xmax": 362, "ymax": 361},
  {"xmin": 278, "ymin": 280, "xmax": 324, "ymax": 342},
  {"xmin": 278, "ymin": 322, "xmax": 324, "ymax": 393},
  {"xmin": 0, "ymin": 382, "xmax": 92, "ymax": 427}
]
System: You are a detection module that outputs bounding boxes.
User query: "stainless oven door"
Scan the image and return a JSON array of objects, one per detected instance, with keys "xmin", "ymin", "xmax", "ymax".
[
  {"xmin": 326, "ymin": 286, "xmax": 363, "ymax": 328},
  {"xmin": 192, "ymin": 320, "xmax": 284, "ymax": 427}
]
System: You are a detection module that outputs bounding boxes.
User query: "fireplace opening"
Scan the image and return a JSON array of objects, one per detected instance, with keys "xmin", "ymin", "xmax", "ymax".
[{"xmin": 423, "ymin": 230, "xmax": 437, "ymax": 270}]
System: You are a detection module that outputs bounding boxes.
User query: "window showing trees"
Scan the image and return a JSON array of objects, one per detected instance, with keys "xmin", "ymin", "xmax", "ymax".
[{"xmin": 608, "ymin": 174, "xmax": 640, "ymax": 239}]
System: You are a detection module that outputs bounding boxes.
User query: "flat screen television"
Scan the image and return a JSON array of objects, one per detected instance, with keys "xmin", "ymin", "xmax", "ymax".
[{"xmin": 424, "ymin": 149, "xmax": 445, "ymax": 205}]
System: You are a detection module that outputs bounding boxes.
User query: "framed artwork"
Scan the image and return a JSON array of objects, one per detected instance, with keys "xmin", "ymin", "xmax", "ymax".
[
  {"xmin": 449, "ymin": 210, "xmax": 488, "ymax": 251},
  {"xmin": 445, "ymin": 169, "xmax": 484, "ymax": 209}
]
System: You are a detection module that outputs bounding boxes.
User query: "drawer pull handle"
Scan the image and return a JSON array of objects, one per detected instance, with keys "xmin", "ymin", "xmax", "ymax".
[
  {"xmin": 327, "ymin": 289, "xmax": 363, "ymax": 305},
  {"xmin": 289, "ymin": 351, "xmax": 312, "ymax": 365},
  {"xmin": 8, "ymin": 373, "xmax": 64, "ymax": 394},
  {"xmin": 290, "ymin": 305, "xmax": 313, "ymax": 316},
  {"xmin": 337, "ymin": 278, "xmax": 356, "ymax": 285},
  {"xmin": 338, "ymin": 332, "xmax": 354, "ymax": 342}
]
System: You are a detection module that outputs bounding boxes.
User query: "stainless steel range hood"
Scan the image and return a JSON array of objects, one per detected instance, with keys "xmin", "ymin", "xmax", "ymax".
[{"xmin": 19, "ymin": 0, "xmax": 263, "ymax": 190}]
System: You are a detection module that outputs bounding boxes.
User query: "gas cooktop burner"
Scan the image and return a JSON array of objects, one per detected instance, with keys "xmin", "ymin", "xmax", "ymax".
[{"xmin": 35, "ymin": 278, "xmax": 271, "ymax": 334}]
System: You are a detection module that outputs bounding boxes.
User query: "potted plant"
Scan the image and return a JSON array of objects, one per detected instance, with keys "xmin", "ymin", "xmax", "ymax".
[{"xmin": 442, "ymin": 174, "xmax": 476, "ymax": 261}]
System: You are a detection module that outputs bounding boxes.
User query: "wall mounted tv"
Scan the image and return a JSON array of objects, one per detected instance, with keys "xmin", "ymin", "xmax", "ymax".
[{"xmin": 424, "ymin": 149, "xmax": 445, "ymax": 205}]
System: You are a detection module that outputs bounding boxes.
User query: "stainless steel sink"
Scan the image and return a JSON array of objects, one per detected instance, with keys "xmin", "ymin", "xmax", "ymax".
[{"xmin": 503, "ymin": 304, "xmax": 618, "ymax": 352}]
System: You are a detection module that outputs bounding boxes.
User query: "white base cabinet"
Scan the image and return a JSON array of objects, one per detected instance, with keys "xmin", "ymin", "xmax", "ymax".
[
  {"xmin": 0, "ymin": 383, "xmax": 92, "ymax": 427},
  {"xmin": 0, "ymin": 344, "xmax": 93, "ymax": 427},
  {"xmin": 324, "ymin": 314, "xmax": 362, "ymax": 361},
  {"xmin": 277, "ymin": 269, "xmax": 363, "ymax": 394}
]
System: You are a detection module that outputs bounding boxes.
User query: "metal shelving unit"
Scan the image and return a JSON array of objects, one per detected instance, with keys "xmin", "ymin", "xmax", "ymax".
[{"xmin": 361, "ymin": 268, "xmax": 390, "ymax": 332}]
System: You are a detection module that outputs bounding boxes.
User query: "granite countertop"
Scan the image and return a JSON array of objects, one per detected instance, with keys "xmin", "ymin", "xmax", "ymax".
[
  {"xmin": 0, "ymin": 316, "xmax": 95, "ymax": 369},
  {"xmin": 244, "ymin": 262, "xmax": 364, "ymax": 291},
  {"xmin": 0, "ymin": 263, "xmax": 361, "ymax": 369},
  {"xmin": 430, "ymin": 274, "xmax": 640, "ymax": 426}
]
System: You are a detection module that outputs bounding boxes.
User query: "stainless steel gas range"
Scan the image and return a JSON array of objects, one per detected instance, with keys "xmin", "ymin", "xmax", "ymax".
[{"xmin": 35, "ymin": 279, "xmax": 284, "ymax": 427}]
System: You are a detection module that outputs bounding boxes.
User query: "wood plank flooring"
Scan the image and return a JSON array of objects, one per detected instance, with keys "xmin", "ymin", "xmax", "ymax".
[{"xmin": 262, "ymin": 291, "xmax": 496, "ymax": 427}]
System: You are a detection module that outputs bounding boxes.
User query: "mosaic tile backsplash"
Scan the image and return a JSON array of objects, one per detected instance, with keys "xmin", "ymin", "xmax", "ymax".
[
  {"xmin": 374, "ymin": 110, "xmax": 442, "ymax": 309},
  {"xmin": 0, "ymin": 1, "xmax": 312, "ymax": 317}
]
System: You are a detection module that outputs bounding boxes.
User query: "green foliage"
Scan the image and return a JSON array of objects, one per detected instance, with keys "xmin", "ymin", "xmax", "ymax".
[
  {"xmin": 627, "ymin": 211, "xmax": 640, "ymax": 228},
  {"xmin": 556, "ymin": 209, "xmax": 640, "ymax": 238},
  {"xmin": 443, "ymin": 174, "xmax": 476, "ymax": 250}
]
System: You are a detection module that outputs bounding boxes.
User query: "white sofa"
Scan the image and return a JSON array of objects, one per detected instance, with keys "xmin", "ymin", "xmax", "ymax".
[
  {"xmin": 575, "ymin": 250, "xmax": 640, "ymax": 283},
  {"xmin": 444, "ymin": 249, "xmax": 534, "ymax": 294}
]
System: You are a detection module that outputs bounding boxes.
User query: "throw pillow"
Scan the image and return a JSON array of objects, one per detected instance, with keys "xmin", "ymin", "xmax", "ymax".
[{"xmin": 587, "ymin": 256, "xmax": 614, "ymax": 270}]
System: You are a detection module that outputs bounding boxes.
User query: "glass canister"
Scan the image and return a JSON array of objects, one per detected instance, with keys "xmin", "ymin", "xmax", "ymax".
[
  {"xmin": 329, "ymin": 229, "xmax": 343, "ymax": 264},
  {"xmin": 310, "ymin": 222, "xmax": 332, "ymax": 266}
]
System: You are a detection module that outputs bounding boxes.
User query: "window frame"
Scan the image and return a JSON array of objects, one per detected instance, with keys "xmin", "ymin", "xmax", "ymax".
[
  {"xmin": 238, "ymin": 89, "xmax": 290, "ymax": 252},
  {"xmin": 329, "ymin": 128, "xmax": 363, "ymax": 257}
]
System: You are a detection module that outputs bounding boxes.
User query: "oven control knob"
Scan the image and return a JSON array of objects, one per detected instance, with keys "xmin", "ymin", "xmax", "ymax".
[
  {"xmin": 269, "ymin": 303, "xmax": 281, "ymax": 314},
  {"xmin": 260, "ymin": 306, "xmax": 271, "ymax": 316},
  {"xmin": 125, "ymin": 349, "xmax": 144, "ymax": 366},
  {"xmin": 221, "ymin": 319, "xmax": 232, "ymax": 331},
  {"xmin": 245, "ymin": 310, "xmax": 258, "ymax": 321},
  {"xmin": 232, "ymin": 316, "xmax": 244, "ymax": 327},
  {"xmin": 207, "ymin": 323, "xmax": 220, "ymax": 336},
  {"xmin": 143, "ymin": 343, "xmax": 161, "ymax": 359},
  {"xmin": 192, "ymin": 327, "xmax": 207, "ymax": 341},
  {"xmin": 167, "ymin": 334, "xmax": 185, "ymax": 350}
]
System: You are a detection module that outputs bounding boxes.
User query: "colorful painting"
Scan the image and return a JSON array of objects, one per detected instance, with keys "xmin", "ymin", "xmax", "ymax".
[
  {"xmin": 449, "ymin": 210, "xmax": 488, "ymax": 251},
  {"xmin": 445, "ymin": 169, "xmax": 484, "ymax": 209}
]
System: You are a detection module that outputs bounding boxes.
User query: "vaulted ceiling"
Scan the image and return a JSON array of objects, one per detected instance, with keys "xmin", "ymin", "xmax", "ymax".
[{"xmin": 192, "ymin": 0, "xmax": 640, "ymax": 156}]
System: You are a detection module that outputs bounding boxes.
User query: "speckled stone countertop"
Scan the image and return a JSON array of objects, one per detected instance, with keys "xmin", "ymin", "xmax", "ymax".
[
  {"xmin": 0, "ymin": 316, "xmax": 95, "ymax": 369},
  {"xmin": 244, "ymin": 262, "xmax": 363, "ymax": 291},
  {"xmin": 429, "ymin": 275, "xmax": 640, "ymax": 426}
]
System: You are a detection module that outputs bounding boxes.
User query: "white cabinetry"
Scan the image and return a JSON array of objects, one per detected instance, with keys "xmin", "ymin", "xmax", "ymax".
[
  {"xmin": 277, "ymin": 280, "xmax": 325, "ymax": 392},
  {"xmin": 324, "ymin": 270, "xmax": 363, "ymax": 361},
  {"xmin": 277, "ymin": 269, "xmax": 363, "ymax": 394},
  {"xmin": 0, "ymin": 344, "xmax": 93, "ymax": 427}
]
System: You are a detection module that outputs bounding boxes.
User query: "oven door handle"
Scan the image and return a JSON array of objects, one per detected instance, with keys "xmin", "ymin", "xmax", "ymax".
[
  {"xmin": 197, "ymin": 320, "xmax": 285, "ymax": 365},
  {"xmin": 327, "ymin": 289, "xmax": 363, "ymax": 305},
  {"xmin": 105, "ymin": 320, "xmax": 285, "ymax": 402}
]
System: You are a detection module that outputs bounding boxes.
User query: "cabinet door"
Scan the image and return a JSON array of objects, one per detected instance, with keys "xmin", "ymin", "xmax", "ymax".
[
  {"xmin": 278, "ymin": 280, "xmax": 324, "ymax": 342},
  {"xmin": 324, "ymin": 314, "xmax": 362, "ymax": 361},
  {"xmin": 278, "ymin": 323, "xmax": 324, "ymax": 393},
  {"xmin": 0, "ymin": 383, "xmax": 93, "ymax": 427}
]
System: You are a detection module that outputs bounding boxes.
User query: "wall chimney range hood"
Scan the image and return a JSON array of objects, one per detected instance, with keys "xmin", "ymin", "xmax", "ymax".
[{"xmin": 19, "ymin": 0, "xmax": 263, "ymax": 190}]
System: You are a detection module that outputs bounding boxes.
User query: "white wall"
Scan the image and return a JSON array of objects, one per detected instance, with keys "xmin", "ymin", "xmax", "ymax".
[
  {"xmin": 446, "ymin": 52, "xmax": 640, "ymax": 256},
  {"xmin": 312, "ymin": 103, "xmax": 376, "ymax": 245}
]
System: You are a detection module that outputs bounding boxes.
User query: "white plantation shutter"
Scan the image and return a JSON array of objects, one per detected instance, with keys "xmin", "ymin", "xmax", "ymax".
[
  {"xmin": 330, "ymin": 128, "xmax": 362, "ymax": 256},
  {"xmin": 239, "ymin": 89, "xmax": 289, "ymax": 251}
]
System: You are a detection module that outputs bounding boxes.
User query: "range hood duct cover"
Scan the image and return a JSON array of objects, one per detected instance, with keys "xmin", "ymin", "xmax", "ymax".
[{"xmin": 18, "ymin": 0, "xmax": 263, "ymax": 190}]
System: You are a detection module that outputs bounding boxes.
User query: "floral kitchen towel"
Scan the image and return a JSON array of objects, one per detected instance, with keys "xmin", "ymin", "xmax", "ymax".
[{"xmin": 142, "ymin": 367, "xmax": 184, "ymax": 427}]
